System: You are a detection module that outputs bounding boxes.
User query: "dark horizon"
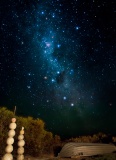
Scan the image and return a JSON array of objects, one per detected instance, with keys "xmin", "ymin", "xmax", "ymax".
[{"xmin": 1, "ymin": 104, "xmax": 116, "ymax": 140}]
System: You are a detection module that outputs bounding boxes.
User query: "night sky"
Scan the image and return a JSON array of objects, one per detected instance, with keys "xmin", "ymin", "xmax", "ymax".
[{"xmin": 0, "ymin": 0, "xmax": 116, "ymax": 138}]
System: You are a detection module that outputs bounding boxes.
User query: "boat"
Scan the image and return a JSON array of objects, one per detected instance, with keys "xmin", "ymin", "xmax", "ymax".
[{"xmin": 58, "ymin": 142, "xmax": 116, "ymax": 158}]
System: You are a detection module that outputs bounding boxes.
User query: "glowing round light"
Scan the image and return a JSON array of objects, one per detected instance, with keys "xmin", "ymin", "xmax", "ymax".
[
  {"xmin": 17, "ymin": 147, "xmax": 24, "ymax": 154},
  {"xmin": 9, "ymin": 123, "xmax": 16, "ymax": 130},
  {"xmin": 5, "ymin": 145, "xmax": 13, "ymax": 153},
  {"xmin": 8, "ymin": 130, "xmax": 15, "ymax": 137},
  {"xmin": 11, "ymin": 118, "xmax": 16, "ymax": 123},
  {"xmin": 6, "ymin": 137, "xmax": 14, "ymax": 145},
  {"xmin": 2, "ymin": 153, "xmax": 13, "ymax": 160},
  {"xmin": 17, "ymin": 155, "xmax": 24, "ymax": 160},
  {"xmin": 18, "ymin": 140, "xmax": 25, "ymax": 147},
  {"xmin": 18, "ymin": 135, "xmax": 24, "ymax": 140}
]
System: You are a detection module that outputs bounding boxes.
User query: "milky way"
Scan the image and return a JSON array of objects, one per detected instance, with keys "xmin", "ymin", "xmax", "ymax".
[{"xmin": 0, "ymin": 0, "xmax": 116, "ymax": 138}]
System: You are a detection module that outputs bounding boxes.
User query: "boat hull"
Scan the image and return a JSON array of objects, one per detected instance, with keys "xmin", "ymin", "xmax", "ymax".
[{"xmin": 58, "ymin": 142, "xmax": 116, "ymax": 157}]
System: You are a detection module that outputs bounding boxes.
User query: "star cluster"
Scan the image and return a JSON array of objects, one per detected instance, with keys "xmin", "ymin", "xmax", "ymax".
[{"xmin": 0, "ymin": 0, "xmax": 116, "ymax": 138}]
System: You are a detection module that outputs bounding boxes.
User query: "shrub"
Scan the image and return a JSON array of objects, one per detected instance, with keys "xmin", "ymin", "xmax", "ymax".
[{"xmin": 0, "ymin": 107, "xmax": 60, "ymax": 156}]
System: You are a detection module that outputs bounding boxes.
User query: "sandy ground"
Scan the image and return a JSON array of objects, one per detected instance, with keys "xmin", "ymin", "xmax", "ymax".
[
  {"xmin": 23, "ymin": 152, "xmax": 116, "ymax": 160},
  {"xmin": 1, "ymin": 153, "xmax": 116, "ymax": 160}
]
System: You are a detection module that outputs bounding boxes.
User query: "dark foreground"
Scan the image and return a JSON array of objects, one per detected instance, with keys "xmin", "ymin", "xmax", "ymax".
[
  {"xmin": 1, "ymin": 152, "xmax": 116, "ymax": 160},
  {"xmin": 24, "ymin": 152, "xmax": 116, "ymax": 160}
]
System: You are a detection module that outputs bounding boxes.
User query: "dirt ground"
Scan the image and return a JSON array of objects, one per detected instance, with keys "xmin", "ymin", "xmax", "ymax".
[
  {"xmin": 24, "ymin": 152, "xmax": 116, "ymax": 160},
  {"xmin": 1, "ymin": 152, "xmax": 116, "ymax": 160}
]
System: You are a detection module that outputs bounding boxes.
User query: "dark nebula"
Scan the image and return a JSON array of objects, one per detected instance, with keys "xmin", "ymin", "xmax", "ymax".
[{"xmin": 56, "ymin": 71, "xmax": 65, "ymax": 84}]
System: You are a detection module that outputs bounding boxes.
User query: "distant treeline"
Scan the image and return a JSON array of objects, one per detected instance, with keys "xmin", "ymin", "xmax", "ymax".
[
  {"xmin": 66, "ymin": 132, "xmax": 116, "ymax": 144},
  {"xmin": 0, "ymin": 107, "xmax": 116, "ymax": 156}
]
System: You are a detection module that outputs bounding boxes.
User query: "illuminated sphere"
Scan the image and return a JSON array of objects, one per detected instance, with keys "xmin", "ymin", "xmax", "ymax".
[
  {"xmin": 2, "ymin": 153, "xmax": 13, "ymax": 160},
  {"xmin": 9, "ymin": 123, "xmax": 16, "ymax": 129},
  {"xmin": 6, "ymin": 137, "xmax": 14, "ymax": 145},
  {"xmin": 17, "ymin": 147, "xmax": 24, "ymax": 154},
  {"xmin": 17, "ymin": 155, "xmax": 24, "ymax": 160},
  {"xmin": 18, "ymin": 135, "xmax": 24, "ymax": 140},
  {"xmin": 11, "ymin": 118, "xmax": 16, "ymax": 123},
  {"xmin": 8, "ymin": 130, "xmax": 15, "ymax": 137},
  {"xmin": 18, "ymin": 140, "xmax": 25, "ymax": 147},
  {"xmin": 5, "ymin": 145, "xmax": 13, "ymax": 153},
  {"xmin": 20, "ymin": 130, "xmax": 24, "ymax": 135}
]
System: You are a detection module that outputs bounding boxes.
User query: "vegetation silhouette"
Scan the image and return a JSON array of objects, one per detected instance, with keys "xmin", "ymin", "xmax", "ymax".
[{"xmin": 0, "ymin": 107, "xmax": 116, "ymax": 157}]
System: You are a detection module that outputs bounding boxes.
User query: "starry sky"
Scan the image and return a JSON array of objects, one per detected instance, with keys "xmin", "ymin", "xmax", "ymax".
[{"xmin": 0, "ymin": 0, "xmax": 116, "ymax": 138}]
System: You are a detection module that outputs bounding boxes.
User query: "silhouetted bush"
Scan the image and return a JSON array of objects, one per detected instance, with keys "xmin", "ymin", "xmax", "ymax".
[
  {"xmin": 0, "ymin": 107, "xmax": 115, "ymax": 157},
  {"xmin": 0, "ymin": 107, "xmax": 61, "ymax": 156}
]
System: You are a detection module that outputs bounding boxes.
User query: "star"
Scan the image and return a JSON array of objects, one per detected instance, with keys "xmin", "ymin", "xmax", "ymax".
[
  {"xmin": 44, "ymin": 76, "xmax": 48, "ymax": 80},
  {"xmin": 52, "ymin": 13, "xmax": 55, "ymax": 18},
  {"xmin": 71, "ymin": 103, "xmax": 74, "ymax": 107},
  {"xmin": 63, "ymin": 96, "xmax": 67, "ymax": 100},
  {"xmin": 51, "ymin": 79, "xmax": 55, "ymax": 83},
  {"xmin": 41, "ymin": 11, "xmax": 44, "ymax": 15},
  {"xmin": 28, "ymin": 73, "xmax": 31, "ymax": 76},
  {"xmin": 57, "ymin": 44, "xmax": 61, "ymax": 48},
  {"xmin": 109, "ymin": 103, "xmax": 112, "ymax": 107},
  {"xmin": 76, "ymin": 26, "xmax": 79, "ymax": 30},
  {"xmin": 27, "ymin": 86, "xmax": 31, "ymax": 89},
  {"xmin": 45, "ymin": 42, "xmax": 51, "ymax": 47}
]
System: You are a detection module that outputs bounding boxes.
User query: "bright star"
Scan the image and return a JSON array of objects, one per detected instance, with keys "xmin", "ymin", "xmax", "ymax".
[
  {"xmin": 57, "ymin": 44, "xmax": 61, "ymax": 48},
  {"xmin": 44, "ymin": 76, "xmax": 47, "ymax": 80},
  {"xmin": 51, "ymin": 79, "xmax": 55, "ymax": 83},
  {"xmin": 41, "ymin": 11, "xmax": 44, "ymax": 14},
  {"xmin": 76, "ymin": 26, "xmax": 79, "ymax": 30},
  {"xmin": 52, "ymin": 13, "xmax": 55, "ymax": 18},
  {"xmin": 46, "ymin": 42, "xmax": 51, "ymax": 47},
  {"xmin": 63, "ymin": 96, "xmax": 67, "ymax": 100},
  {"xmin": 71, "ymin": 103, "xmax": 74, "ymax": 106}
]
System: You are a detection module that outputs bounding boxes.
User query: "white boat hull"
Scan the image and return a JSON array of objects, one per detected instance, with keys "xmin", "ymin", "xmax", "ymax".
[{"xmin": 58, "ymin": 142, "xmax": 116, "ymax": 157}]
